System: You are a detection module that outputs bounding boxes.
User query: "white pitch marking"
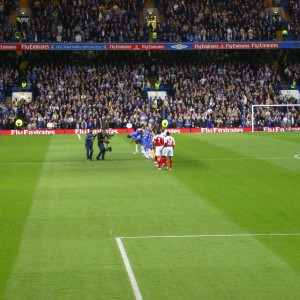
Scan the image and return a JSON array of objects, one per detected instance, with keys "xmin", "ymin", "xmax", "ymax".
[
  {"xmin": 77, "ymin": 134, "xmax": 81, "ymax": 140},
  {"xmin": 0, "ymin": 160, "xmax": 133, "ymax": 165},
  {"xmin": 116, "ymin": 238, "xmax": 143, "ymax": 300},
  {"xmin": 0, "ymin": 157, "xmax": 295, "ymax": 166},
  {"xmin": 295, "ymin": 154, "xmax": 300, "ymax": 159},
  {"xmin": 119, "ymin": 233, "xmax": 300, "ymax": 239}
]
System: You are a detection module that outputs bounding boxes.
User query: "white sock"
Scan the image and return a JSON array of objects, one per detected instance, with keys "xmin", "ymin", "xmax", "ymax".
[{"xmin": 135, "ymin": 144, "xmax": 138, "ymax": 152}]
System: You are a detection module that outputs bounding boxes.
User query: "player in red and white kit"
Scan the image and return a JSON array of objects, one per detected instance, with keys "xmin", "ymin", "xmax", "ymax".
[
  {"xmin": 162, "ymin": 131, "xmax": 175, "ymax": 170},
  {"xmin": 160, "ymin": 127, "xmax": 168, "ymax": 167},
  {"xmin": 152, "ymin": 129, "xmax": 165, "ymax": 170}
]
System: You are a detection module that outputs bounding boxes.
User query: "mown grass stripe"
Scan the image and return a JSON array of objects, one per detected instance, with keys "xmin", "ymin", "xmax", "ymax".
[{"xmin": 0, "ymin": 136, "xmax": 52, "ymax": 299}]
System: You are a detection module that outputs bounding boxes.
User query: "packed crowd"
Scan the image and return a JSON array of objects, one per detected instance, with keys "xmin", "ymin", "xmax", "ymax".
[
  {"xmin": 0, "ymin": 52, "xmax": 20, "ymax": 101},
  {"xmin": 0, "ymin": 50, "xmax": 299, "ymax": 131},
  {"xmin": 154, "ymin": 0, "xmax": 300, "ymax": 42},
  {"xmin": 0, "ymin": 0, "xmax": 150, "ymax": 43},
  {"xmin": 279, "ymin": 49, "xmax": 300, "ymax": 89},
  {"xmin": 0, "ymin": 0, "xmax": 300, "ymax": 42},
  {"xmin": 0, "ymin": 0, "xmax": 16, "ymax": 41},
  {"xmin": 284, "ymin": 0, "xmax": 300, "ymax": 40}
]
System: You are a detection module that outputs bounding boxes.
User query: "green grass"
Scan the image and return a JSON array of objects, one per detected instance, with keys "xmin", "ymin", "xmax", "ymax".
[{"xmin": 0, "ymin": 132, "xmax": 300, "ymax": 299}]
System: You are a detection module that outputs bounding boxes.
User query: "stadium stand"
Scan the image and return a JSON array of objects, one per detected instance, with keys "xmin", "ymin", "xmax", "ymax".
[
  {"xmin": 0, "ymin": 0, "xmax": 299, "ymax": 131},
  {"xmin": 24, "ymin": 0, "xmax": 149, "ymax": 42},
  {"xmin": 0, "ymin": 50, "xmax": 299, "ymax": 130},
  {"xmin": 278, "ymin": 49, "xmax": 300, "ymax": 88},
  {"xmin": 0, "ymin": 0, "xmax": 299, "ymax": 42}
]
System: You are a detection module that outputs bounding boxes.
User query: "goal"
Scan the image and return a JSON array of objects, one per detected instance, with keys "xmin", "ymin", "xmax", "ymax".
[{"xmin": 251, "ymin": 104, "xmax": 300, "ymax": 132}]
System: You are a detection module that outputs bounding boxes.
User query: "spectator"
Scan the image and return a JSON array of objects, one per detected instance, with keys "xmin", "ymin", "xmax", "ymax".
[{"xmin": 0, "ymin": 50, "xmax": 299, "ymax": 130}]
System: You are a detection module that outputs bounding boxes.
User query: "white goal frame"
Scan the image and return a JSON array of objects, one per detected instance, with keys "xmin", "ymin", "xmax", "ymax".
[{"xmin": 251, "ymin": 104, "xmax": 300, "ymax": 132}]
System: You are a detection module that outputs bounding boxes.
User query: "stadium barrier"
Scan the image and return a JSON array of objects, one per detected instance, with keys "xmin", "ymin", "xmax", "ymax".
[
  {"xmin": 1, "ymin": 42, "xmax": 300, "ymax": 51},
  {"xmin": 1, "ymin": 127, "xmax": 300, "ymax": 135}
]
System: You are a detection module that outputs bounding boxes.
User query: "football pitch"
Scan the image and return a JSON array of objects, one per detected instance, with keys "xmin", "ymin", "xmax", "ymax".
[{"xmin": 0, "ymin": 132, "xmax": 300, "ymax": 300}]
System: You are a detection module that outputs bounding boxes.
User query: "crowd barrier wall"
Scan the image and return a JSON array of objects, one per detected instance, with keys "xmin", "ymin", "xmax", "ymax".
[
  {"xmin": 1, "ymin": 127, "xmax": 300, "ymax": 135},
  {"xmin": 1, "ymin": 42, "xmax": 300, "ymax": 51}
]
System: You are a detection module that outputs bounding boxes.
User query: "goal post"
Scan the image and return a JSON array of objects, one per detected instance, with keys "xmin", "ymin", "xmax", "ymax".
[{"xmin": 251, "ymin": 104, "xmax": 300, "ymax": 132}]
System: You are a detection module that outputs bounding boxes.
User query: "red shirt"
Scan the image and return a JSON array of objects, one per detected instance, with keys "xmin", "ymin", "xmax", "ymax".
[
  {"xmin": 164, "ymin": 136, "xmax": 175, "ymax": 147},
  {"xmin": 153, "ymin": 134, "xmax": 164, "ymax": 146}
]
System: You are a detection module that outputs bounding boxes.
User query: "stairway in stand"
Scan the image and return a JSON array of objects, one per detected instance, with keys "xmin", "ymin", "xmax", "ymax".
[
  {"xmin": 149, "ymin": 76, "xmax": 157, "ymax": 86},
  {"xmin": 19, "ymin": 0, "xmax": 29, "ymax": 8},
  {"xmin": 9, "ymin": 0, "xmax": 30, "ymax": 25},
  {"xmin": 145, "ymin": 0, "xmax": 154, "ymax": 8},
  {"xmin": 9, "ymin": 12, "xmax": 16, "ymax": 26},
  {"xmin": 19, "ymin": 61, "xmax": 28, "ymax": 72}
]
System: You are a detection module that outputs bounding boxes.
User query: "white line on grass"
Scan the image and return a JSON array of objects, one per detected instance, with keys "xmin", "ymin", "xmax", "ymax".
[
  {"xmin": 185, "ymin": 157, "xmax": 296, "ymax": 161},
  {"xmin": 118, "ymin": 233, "xmax": 300, "ymax": 239},
  {"xmin": 0, "ymin": 157, "xmax": 296, "ymax": 165},
  {"xmin": 116, "ymin": 238, "xmax": 143, "ymax": 300},
  {"xmin": 0, "ymin": 161, "xmax": 125, "ymax": 165},
  {"xmin": 77, "ymin": 134, "xmax": 81, "ymax": 140},
  {"xmin": 116, "ymin": 232, "xmax": 300, "ymax": 299},
  {"xmin": 295, "ymin": 154, "xmax": 300, "ymax": 159}
]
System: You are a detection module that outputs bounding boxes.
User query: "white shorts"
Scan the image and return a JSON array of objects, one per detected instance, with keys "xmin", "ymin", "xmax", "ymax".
[
  {"xmin": 155, "ymin": 146, "xmax": 164, "ymax": 156},
  {"xmin": 162, "ymin": 146, "xmax": 173, "ymax": 157}
]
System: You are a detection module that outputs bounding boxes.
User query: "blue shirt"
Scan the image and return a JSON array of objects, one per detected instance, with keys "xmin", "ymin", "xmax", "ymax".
[{"xmin": 85, "ymin": 132, "xmax": 94, "ymax": 146}]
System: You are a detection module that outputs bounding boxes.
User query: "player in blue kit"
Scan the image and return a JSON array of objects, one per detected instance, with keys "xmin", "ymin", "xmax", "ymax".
[
  {"xmin": 140, "ymin": 127, "xmax": 149, "ymax": 156},
  {"xmin": 143, "ymin": 128, "xmax": 154, "ymax": 159},
  {"xmin": 127, "ymin": 129, "xmax": 144, "ymax": 154}
]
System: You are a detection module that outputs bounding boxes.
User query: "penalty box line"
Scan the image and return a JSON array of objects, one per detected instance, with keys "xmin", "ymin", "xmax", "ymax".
[
  {"xmin": 116, "ymin": 233, "xmax": 300, "ymax": 300},
  {"xmin": 116, "ymin": 238, "xmax": 143, "ymax": 300},
  {"xmin": 118, "ymin": 232, "xmax": 300, "ymax": 239}
]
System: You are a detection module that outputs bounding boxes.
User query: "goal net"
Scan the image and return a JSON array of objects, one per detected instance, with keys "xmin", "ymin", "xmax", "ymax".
[{"xmin": 251, "ymin": 104, "xmax": 300, "ymax": 132}]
